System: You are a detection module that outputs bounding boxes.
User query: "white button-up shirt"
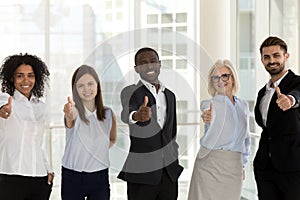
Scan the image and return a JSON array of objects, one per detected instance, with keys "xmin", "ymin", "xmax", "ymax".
[
  {"xmin": 0, "ymin": 90, "xmax": 51, "ymax": 176},
  {"xmin": 259, "ymin": 71, "xmax": 290, "ymax": 127},
  {"xmin": 129, "ymin": 79, "xmax": 167, "ymax": 128}
]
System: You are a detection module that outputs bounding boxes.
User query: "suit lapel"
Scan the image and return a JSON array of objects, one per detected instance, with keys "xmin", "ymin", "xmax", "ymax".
[
  {"xmin": 255, "ymin": 87, "xmax": 266, "ymax": 127},
  {"xmin": 164, "ymin": 89, "xmax": 172, "ymax": 123}
]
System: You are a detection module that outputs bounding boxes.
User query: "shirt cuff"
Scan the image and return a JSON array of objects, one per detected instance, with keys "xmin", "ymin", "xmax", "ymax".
[
  {"xmin": 129, "ymin": 111, "xmax": 138, "ymax": 124},
  {"xmin": 288, "ymin": 95, "xmax": 297, "ymax": 107}
]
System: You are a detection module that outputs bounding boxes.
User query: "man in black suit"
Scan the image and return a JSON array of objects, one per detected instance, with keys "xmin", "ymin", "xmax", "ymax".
[
  {"xmin": 118, "ymin": 47, "xmax": 183, "ymax": 200},
  {"xmin": 254, "ymin": 36, "xmax": 300, "ymax": 200}
]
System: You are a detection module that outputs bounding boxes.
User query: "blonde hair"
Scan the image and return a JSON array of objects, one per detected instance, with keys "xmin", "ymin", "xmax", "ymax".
[{"xmin": 207, "ymin": 59, "xmax": 240, "ymax": 96}]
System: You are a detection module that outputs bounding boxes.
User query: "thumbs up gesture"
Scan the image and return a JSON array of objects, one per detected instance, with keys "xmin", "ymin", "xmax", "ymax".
[
  {"xmin": 133, "ymin": 96, "xmax": 151, "ymax": 122},
  {"xmin": 0, "ymin": 96, "xmax": 12, "ymax": 119},
  {"xmin": 276, "ymin": 87, "xmax": 293, "ymax": 111},
  {"xmin": 203, "ymin": 102, "xmax": 213, "ymax": 124},
  {"xmin": 63, "ymin": 97, "xmax": 76, "ymax": 126}
]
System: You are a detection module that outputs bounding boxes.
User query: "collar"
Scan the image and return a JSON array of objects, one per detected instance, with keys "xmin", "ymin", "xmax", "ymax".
[
  {"xmin": 266, "ymin": 70, "xmax": 288, "ymax": 91},
  {"xmin": 14, "ymin": 90, "xmax": 39, "ymax": 102},
  {"xmin": 84, "ymin": 106, "xmax": 97, "ymax": 118},
  {"xmin": 214, "ymin": 94, "xmax": 237, "ymax": 102},
  {"xmin": 140, "ymin": 79, "xmax": 166, "ymax": 92}
]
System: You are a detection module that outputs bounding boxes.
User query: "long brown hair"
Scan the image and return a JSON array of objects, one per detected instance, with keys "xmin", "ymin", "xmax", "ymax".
[{"xmin": 71, "ymin": 65, "xmax": 106, "ymax": 124}]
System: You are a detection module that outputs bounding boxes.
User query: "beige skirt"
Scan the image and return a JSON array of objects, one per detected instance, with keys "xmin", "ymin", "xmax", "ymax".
[{"xmin": 188, "ymin": 147, "xmax": 243, "ymax": 200}]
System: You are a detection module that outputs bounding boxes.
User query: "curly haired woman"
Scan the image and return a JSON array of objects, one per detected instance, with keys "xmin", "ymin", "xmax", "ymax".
[{"xmin": 0, "ymin": 53, "xmax": 54, "ymax": 200}]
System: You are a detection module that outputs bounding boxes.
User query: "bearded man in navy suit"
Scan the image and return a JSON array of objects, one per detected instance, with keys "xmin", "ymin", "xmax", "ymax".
[{"xmin": 254, "ymin": 36, "xmax": 300, "ymax": 200}]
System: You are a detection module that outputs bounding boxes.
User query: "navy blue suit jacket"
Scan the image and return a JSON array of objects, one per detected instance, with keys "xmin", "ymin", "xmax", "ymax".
[{"xmin": 254, "ymin": 70, "xmax": 300, "ymax": 172}]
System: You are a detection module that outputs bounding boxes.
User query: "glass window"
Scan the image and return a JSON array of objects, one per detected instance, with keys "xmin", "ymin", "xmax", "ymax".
[
  {"xmin": 177, "ymin": 100, "xmax": 188, "ymax": 123},
  {"xmin": 116, "ymin": 0, "xmax": 123, "ymax": 8},
  {"xmin": 162, "ymin": 13, "xmax": 173, "ymax": 23},
  {"xmin": 270, "ymin": 0, "xmax": 299, "ymax": 72},
  {"xmin": 106, "ymin": 13, "xmax": 112, "ymax": 21},
  {"xmin": 176, "ymin": 26, "xmax": 187, "ymax": 34},
  {"xmin": 238, "ymin": 0, "xmax": 257, "ymax": 199},
  {"xmin": 116, "ymin": 12, "xmax": 123, "ymax": 20},
  {"xmin": 176, "ymin": 59, "xmax": 187, "ymax": 69},
  {"xmin": 161, "ymin": 59, "xmax": 173, "ymax": 69},
  {"xmin": 105, "ymin": 0, "xmax": 112, "ymax": 9},
  {"xmin": 147, "ymin": 14, "xmax": 158, "ymax": 24},
  {"xmin": 161, "ymin": 44, "xmax": 173, "ymax": 56},
  {"xmin": 176, "ymin": 44, "xmax": 187, "ymax": 57},
  {"xmin": 176, "ymin": 13, "xmax": 187, "ymax": 23}
]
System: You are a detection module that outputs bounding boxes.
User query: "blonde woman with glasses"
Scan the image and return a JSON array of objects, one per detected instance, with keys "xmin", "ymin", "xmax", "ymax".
[{"xmin": 188, "ymin": 59, "xmax": 251, "ymax": 200}]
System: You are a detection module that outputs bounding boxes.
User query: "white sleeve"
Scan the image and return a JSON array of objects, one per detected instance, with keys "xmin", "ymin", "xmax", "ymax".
[
  {"xmin": 42, "ymin": 148, "xmax": 53, "ymax": 173},
  {"xmin": 0, "ymin": 93, "xmax": 10, "ymax": 107}
]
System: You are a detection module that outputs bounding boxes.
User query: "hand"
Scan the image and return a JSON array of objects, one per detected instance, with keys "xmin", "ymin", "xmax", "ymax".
[
  {"xmin": 203, "ymin": 102, "xmax": 213, "ymax": 124},
  {"xmin": 133, "ymin": 96, "xmax": 151, "ymax": 122},
  {"xmin": 47, "ymin": 172, "xmax": 54, "ymax": 185},
  {"xmin": 0, "ymin": 96, "xmax": 12, "ymax": 119},
  {"xmin": 276, "ymin": 87, "xmax": 293, "ymax": 111},
  {"xmin": 63, "ymin": 97, "xmax": 75, "ymax": 121}
]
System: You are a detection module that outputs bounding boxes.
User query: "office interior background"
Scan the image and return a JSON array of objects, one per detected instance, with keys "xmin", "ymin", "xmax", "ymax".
[{"xmin": 0, "ymin": 0, "xmax": 299, "ymax": 199}]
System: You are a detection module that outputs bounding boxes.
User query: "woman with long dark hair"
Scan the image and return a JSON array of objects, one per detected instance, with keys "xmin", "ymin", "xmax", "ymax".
[{"xmin": 61, "ymin": 65, "xmax": 116, "ymax": 200}]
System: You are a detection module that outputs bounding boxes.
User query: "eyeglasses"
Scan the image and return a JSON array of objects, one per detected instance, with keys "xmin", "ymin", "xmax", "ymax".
[{"xmin": 211, "ymin": 73, "xmax": 232, "ymax": 83}]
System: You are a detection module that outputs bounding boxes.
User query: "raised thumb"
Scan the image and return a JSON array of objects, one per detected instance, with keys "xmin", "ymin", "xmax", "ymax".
[{"xmin": 143, "ymin": 96, "xmax": 149, "ymax": 107}]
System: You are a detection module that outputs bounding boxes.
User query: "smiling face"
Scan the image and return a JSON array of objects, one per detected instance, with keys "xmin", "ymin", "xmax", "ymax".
[
  {"xmin": 261, "ymin": 45, "xmax": 289, "ymax": 77},
  {"xmin": 211, "ymin": 66, "xmax": 234, "ymax": 96},
  {"xmin": 134, "ymin": 50, "xmax": 161, "ymax": 84},
  {"xmin": 76, "ymin": 73, "xmax": 98, "ymax": 105},
  {"xmin": 13, "ymin": 64, "xmax": 35, "ymax": 99}
]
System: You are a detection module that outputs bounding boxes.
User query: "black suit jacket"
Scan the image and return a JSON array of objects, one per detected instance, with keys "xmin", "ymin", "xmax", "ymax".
[
  {"xmin": 254, "ymin": 70, "xmax": 300, "ymax": 172},
  {"xmin": 117, "ymin": 81, "xmax": 183, "ymax": 185}
]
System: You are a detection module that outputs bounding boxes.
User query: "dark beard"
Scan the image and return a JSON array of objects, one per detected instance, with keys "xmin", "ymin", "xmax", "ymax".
[{"xmin": 266, "ymin": 64, "xmax": 285, "ymax": 75}]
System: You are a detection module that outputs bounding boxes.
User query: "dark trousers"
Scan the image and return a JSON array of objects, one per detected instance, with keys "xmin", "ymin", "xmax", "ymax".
[
  {"xmin": 61, "ymin": 167, "xmax": 110, "ymax": 200},
  {"xmin": 254, "ymin": 158, "xmax": 300, "ymax": 200},
  {"xmin": 127, "ymin": 168, "xmax": 178, "ymax": 200},
  {"xmin": 0, "ymin": 174, "xmax": 52, "ymax": 200}
]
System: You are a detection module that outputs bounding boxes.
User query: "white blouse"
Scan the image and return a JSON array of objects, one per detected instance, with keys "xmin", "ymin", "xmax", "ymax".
[
  {"xmin": 200, "ymin": 95, "xmax": 251, "ymax": 166},
  {"xmin": 62, "ymin": 107, "xmax": 112, "ymax": 172},
  {"xmin": 0, "ymin": 90, "xmax": 51, "ymax": 176}
]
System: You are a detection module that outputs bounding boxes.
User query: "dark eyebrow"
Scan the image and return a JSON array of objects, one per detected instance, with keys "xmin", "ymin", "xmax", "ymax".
[
  {"xmin": 15, "ymin": 72, "xmax": 34, "ymax": 74},
  {"xmin": 272, "ymin": 52, "xmax": 281, "ymax": 55},
  {"xmin": 263, "ymin": 52, "xmax": 281, "ymax": 56}
]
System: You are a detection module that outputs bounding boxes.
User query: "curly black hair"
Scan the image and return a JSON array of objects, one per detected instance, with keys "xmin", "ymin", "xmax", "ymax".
[{"xmin": 0, "ymin": 53, "xmax": 50, "ymax": 98}]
